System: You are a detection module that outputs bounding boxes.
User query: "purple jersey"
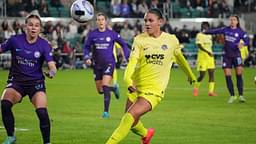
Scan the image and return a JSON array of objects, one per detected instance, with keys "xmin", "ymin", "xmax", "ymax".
[
  {"xmin": 0, "ymin": 34, "xmax": 53, "ymax": 83},
  {"xmin": 205, "ymin": 26, "xmax": 249, "ymax": 57},
  {"xmin": 83, "ymin": 28, "xmax": 129, "ymax": 66}
]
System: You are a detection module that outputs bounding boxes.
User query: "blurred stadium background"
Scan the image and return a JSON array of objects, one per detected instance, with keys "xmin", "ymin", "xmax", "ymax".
[
  {"xmin": 0, "ymin": 0, "xmax": 256, "ymax": 144},
  {"xmin": 0, "ymin": 0, "xmax": 256, "ymax": 69}
]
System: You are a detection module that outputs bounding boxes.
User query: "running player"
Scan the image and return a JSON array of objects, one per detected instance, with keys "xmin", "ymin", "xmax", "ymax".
[
  {"xmin": 83, "ymin": 12, "xmax": 129, "ymax": 118},
  {"xmin": 106, "ymin": 8, "xmax": 197, "ymax": 144},
  {"xmin": 205, "ymin": 15, "xmax": 249, "ymax": 103},
  {"xmin": 0, "ymin": 12, "xmax": 56, "ymax": 144},
  {"xmin": 193, "ymin": 22, "xmax": 217, "ymax": 96}
]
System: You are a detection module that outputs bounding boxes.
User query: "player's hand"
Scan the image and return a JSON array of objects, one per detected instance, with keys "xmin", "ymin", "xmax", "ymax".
[
  {"xmin": 188, "ymin": 77, "xmax": 197, "ymax": 85},
  {"xmin": 238, "ymin": 42, "xmax": 244, "ymax": 49},
  {"xmin": 85, "ymin": 59, "xmax": 92, "ymax": 66},
  {"xmin": 44, "ymin": 71, "xmax": 55, "ymax": 79},
  {"xmin": 128, "ymin": 86, "xmax": 136, "ymax": 93}
]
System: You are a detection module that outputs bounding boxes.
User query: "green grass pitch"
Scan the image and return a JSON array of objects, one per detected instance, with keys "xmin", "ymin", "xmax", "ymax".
[{"xmin": 0, "ymin": 68, "xmax": 255, "ymax": 144}]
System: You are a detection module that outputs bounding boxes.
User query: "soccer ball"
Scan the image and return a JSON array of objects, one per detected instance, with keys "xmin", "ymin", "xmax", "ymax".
[
  {"xmin": 254, "ymin": 76, "xmax": 256, "ymax": 84},
  {"xmin": 70, "ymin": 0, "xmax": 94, "ymax": 23}
]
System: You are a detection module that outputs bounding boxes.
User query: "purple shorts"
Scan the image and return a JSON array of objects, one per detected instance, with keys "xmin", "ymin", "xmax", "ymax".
[
  {"xmin": 93, "ymin": 63, "xmax": 115, "ymax": 81},
  {"xmin": 6, "ymin": 81, "xmax": 46, "ymax": 100},
  {"xmin": 222, "ymin": 56, "xmax": 243, "ymax": 68}
]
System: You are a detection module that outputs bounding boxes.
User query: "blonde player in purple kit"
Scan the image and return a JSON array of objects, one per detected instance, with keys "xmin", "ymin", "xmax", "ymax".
[
  {"xmin": 0, "ymin": 12, "xmax": 56, "ymax": 144},
  {"xmin": 83, "ymin": 12, "xmax": 129, "ymax": 118},
  {"xmin": 205, "ymin": 15, "xmax": 249, "ymax": 103}
]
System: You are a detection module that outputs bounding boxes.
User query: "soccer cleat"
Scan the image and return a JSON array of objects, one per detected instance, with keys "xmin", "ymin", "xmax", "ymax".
[
  {"xmin": 2, "ymin": 136, "xmax": 16, "ymax": 144},
  {"xmin": 239, "ymin": 96, "xmax": 246, "ymax": 102},
  {"xmin": 208, "ymin": 92, "xmax": 217, "ymax": 96},
  {"xmin": 102, "ymin": 111, "xmax": 109, "ymax": 118},
  {"xmin": 113, "ymin": 84, "xmax": 120, "ymax": 99},
  {"xmin": 227, "ymin": 96, "xmax": 236, "ymax": 104},
  {"xmin": 193, "ymin": 88, "xmax": 198, "ymax": 96},
  {"xmin": 141, "ymin": 128, "xmax": 154, "ymax": 144}
]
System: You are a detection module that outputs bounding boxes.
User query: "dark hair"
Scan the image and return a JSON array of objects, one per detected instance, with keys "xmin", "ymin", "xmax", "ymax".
[
  {"xmin": 201, "ymin": 21, "xmax": 210, "ymax": 31},
  {"xmin": 25, "ymin": 14, "xmax": 42, "ymax": 25},
  {"xmin": 230, "ymin": 15, "xmax": 240, "ymax": 27},
  {"xmin": 147, "ymin": 8, "xmax": 163, "ymax": 19},
  {"xmin": 96, "ymin": 12, "xmax": 107, "ymax": 20}
]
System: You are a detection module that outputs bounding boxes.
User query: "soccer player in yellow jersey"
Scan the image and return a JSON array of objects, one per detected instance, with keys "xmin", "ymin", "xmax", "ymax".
[
  {"xmin": 239, "ymin": 40, "xmax": 249, "ymax": 62},
  {"xmin": 106, "ymin": 8, "xmax": 197, "ymax": 144},
  {"xmin": 193, "ymin": 22, "xmax": 217, "ymax": 97}
]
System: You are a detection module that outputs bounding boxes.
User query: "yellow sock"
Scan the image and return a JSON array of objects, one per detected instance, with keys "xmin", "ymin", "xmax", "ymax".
[
  {"xmin": 131, "ymin": 120, "xmax": 147, "ymax": 137},
  {"xmin": 106, "ymin": 113, "xmax": 134, "ymax": 144},
  {"xmin": 195, "ymin": 82, "xmax": 201, "ymax": 89},
  {"xmin": 209, "ymin": 82, "xmax": 215, "ymax": 93},
  {"xmin": 113, "ymin": 69, "xmax": 117, "ymax": 85}
]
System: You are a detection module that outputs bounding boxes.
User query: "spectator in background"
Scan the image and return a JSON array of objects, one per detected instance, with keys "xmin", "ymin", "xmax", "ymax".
[
  {"xmin": 120, "ymin": 0, "xmax": 131, "ymax": 17},
  {"xmin": 130, "ymin": 0, "xmax": 139, "ymax": 17},
  {"xmin": 50, "ymin": 0, "xmax": 63, "ymax": 7},
  {"xmin": 38, "ymin": 0, "xmax": 50, "ymax": 17},
  {"xmin": 138, "ymin": 0, "xmax": 149, "ymax": 17},
  {"xmin": 25, "ymin": 0, "xmax": 38, "ymax": 13},
  {"xmin": 111, "ymin": 0, "xmax": 121, "ymax": 17},
  {"xmin": 12, "ymin": 19, "xmax": 22, "ymax": 35},
  {"xmin": 120, "ymin": 21, "xmax": 134, "ymax": 44},
  {"xmin": 1, "ymin": 20, "xmax": 15, "ymax": 41}
]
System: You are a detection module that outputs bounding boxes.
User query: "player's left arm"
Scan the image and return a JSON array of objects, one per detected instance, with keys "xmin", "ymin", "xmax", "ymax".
[
  {"xmin": 43, "ymin": 43, "xmax": 57, "ymax": 79},
  {"xmin": 174, "ymin": 47, "xmax": 197, "ymax": 85}
]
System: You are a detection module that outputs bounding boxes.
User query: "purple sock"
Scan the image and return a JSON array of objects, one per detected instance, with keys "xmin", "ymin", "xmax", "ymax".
[
  {"xmin": 36, "ymin": 108, "xmax": 51, "ymax": 144},
  {"xmin": 102, "ymin": 86, "xmax": 111, "ymax": 112},
  {"xmin": 236, "ymin": 74, "xmax": 243, "ymax": 96},
  {"xmin": 1, "ymin": 100, "xmax": 15, "ymax": 136},
  {"xmin": 225, "ymin": 76, "xmax": 235, "ymax": 96}
]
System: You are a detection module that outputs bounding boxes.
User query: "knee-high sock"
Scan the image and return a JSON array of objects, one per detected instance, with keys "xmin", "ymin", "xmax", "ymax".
[
  {"xmin": 208, "ymin": 82, "xmax": 215, "ymax": 93},
  {"xmin": 103, "ymin": 86, "xmax": 111, "ymax": 112},
  {"xmin": 131, "ymin": 120, "xmax": 147, "ymax": 137},
  {"xmin": 236, "ymin": 74, "xmax": 243, "ymax": 96},
  {"xmin": 36, "ymin": 108, "xmax": 51, "ymax": 144},
  {"xmin": 225, "ymin": 76, "xmax": 235, "ymax": 96},
  {"xmin": 1, "ymin": 100, "xmax": 15, "ymax": 136},
  {"xmin": 106, "ymin": 113, "xmax": 134, "ymax": 144}
]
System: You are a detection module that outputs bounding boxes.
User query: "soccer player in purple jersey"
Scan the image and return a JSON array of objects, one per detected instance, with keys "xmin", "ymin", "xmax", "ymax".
[
  {"xmin": 205, "ymin": 15, "xmax": 249, "ymax": 103},
  {"xmin": 83, "ymin": 12, "xmax": 129, "ymax": 118},
  {"xmin": 0, "ymin": 13, "xmax": 56, "ymax": 144}
]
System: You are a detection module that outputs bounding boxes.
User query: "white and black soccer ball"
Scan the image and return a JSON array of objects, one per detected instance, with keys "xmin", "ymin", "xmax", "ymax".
[
  {"xmin": 70, "ymin": 0, "xmax": 94, "ymax": 23},
  {"xmin": 254, "ymin": 76, "xmax": 256, "ymax": 85}
]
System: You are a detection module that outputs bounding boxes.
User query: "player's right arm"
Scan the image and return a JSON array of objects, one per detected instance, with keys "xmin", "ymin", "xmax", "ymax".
[
  {"xmin": 124, "ymin": 38, "xmax": 140, "ymax": 92},
  {"xmin": 83, "ymin": 31, "xmax": 93, "ymax": 65}
]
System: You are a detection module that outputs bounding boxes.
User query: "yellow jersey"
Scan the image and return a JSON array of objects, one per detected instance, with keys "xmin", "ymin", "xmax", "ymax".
[
  {"xmin": 239, "ymin": 40, "xmax": 249, "ymax": 61},
  {"xmin": 196, "ymin": 32, "xmax": 213, "ymax": 59},
  {"xmin": 124, "ymin": 32, "xmax": 179, "ymax": 96}
]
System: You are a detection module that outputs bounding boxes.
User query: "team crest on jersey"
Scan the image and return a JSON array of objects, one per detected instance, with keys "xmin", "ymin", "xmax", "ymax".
[
  {"xmin": 106, "ymin": 37, "xmax": 111, "ymax": 42},
  {"xmin": 234, "ymin": 33, "xmax": 239, "ymax": 37},
  {"xmin": 34, "ymin": 51, "xmax": 41, "ymax": 58},
  {"xmin": 161, "ymin": 44, "xmax": 168, "ymax": 50}
]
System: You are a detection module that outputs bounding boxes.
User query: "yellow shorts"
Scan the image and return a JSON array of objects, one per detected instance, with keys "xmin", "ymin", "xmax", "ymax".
[
  {"xmin": 197, "ymin": 57, "xmax": 215, "ymax": 71},
  {"xmin": 127, "ymin": 91, "xmax": 163, "ymax": 110}
]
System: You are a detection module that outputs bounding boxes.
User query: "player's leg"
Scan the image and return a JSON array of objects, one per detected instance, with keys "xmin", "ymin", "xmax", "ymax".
[
  {"xmin": 95, "ymin": 80, "xmax": 103, "ymax": 94},
  {"xmin": 208, "ymin": 69, "xmax": 217, "ymax": 96},
  {"xmin": 31, "ymin": 91, "xmax": 51, "ymax": 144},
  {"xmin": 125, "ymin": 95, "xmax": 148, "ymax": 138},
  {"xmin": 102, "ymin": 75, "xmax": 113, "ymax": 118},
  {"xmin": 194, "ymin": 61, "xmax": 206, "ymax": 96},
  {"xmin": 112, "ymin": 69, "xmax": 120, "ymax": 99},
  {"xmin": 235, "ymin": 66, "xmax": 245, "ymax": 102},
  {"xmin": 106, "ymin": 97, "xmax": 152, "ymax": 144},
  {"xmin": 223, "ymin": 57, "xmax": 236, "ymax": 103},
  {"xmin": 1, "ymin": 88, "xmax": 22, "ymax": 144}
]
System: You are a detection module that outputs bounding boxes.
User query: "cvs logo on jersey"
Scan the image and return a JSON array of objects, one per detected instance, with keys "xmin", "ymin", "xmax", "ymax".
[{"xmin": 145, "ymin": 54, "xmax": 164, "ymax": 65}]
